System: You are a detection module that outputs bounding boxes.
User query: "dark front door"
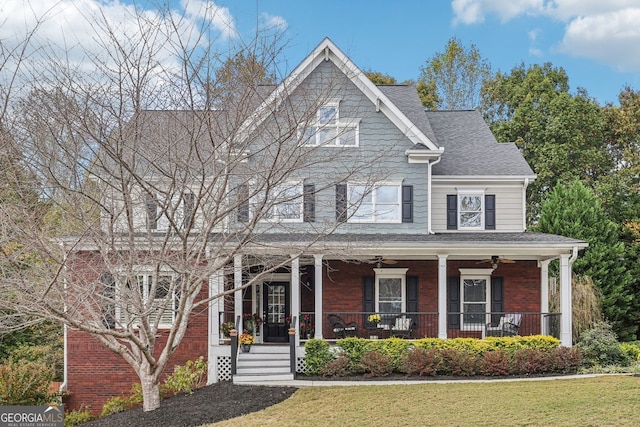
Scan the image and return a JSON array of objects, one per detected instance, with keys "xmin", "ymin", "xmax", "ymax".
[{"xmin": 263, "ymin": 281, "xmax": 290, "ymax": 342}]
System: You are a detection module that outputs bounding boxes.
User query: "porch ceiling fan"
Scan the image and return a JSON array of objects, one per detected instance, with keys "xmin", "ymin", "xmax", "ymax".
[
  {"xmin": 366, "ymin": 256, "xmax": 398, "ymax": 267},
  {"xmin": 477, "ymin": 255, "xmax": 516, "ymax": 269}
]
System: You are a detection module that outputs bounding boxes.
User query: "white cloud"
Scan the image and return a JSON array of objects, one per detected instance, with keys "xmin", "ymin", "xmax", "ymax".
[
  {"xmin": 259, "ymin": 13, "xmax": 287, "ymax": 32},
  {"xmin": 181, "ymin": 0, "xmax": 237, "ymax": 39},
  {"xmin": 558, "ymin": 8, "xmax": 640, "ymax": 72},
  {"xmin": 451, "ymin": 0, "xmax": 640, "ymax": 71},
  {"xmin": 528, "ymin": 29, "xmax": 543, "ymax": 57}
]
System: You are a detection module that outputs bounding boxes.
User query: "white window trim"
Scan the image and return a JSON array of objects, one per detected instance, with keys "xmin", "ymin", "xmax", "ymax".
[
  {"xmin": 457, "ymin": 189, "xmax": 485, "ymax": 231},
  {"xmin": 298, "ymin": 100, "xmax": 361, "ymax": 147},
  {"xmin": 115, "ymin": 269, "xmax": 179, "ymax": 329},
  {"xmin": 260, "ymin": 181, "xmax": 304, "ymax": 223},
  {"xmin": 348, "ymin": 181, "xmax": 403, "ymax": 223},
  {"xmin": 153, "ymin": 191, "xmax": 196, "ymax": 232},
  {"xmin": 459, "ymin": 268, "xmax": 494, "ymax": 331},
  {"xmin": 374, "ymin": 268, "xmax": 408, "ymax": 314}
]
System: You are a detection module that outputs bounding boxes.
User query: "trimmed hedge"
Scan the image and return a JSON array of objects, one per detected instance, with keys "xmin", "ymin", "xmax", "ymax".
[{"xmin": 307, "ymin": 335, "xmax": 579, "ymax": 378}]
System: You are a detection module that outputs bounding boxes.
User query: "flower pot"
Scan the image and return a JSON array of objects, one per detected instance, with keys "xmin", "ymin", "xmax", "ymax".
[{"xmin": 241, "ymin": 344, "xmax": 251, "ymax": 353}]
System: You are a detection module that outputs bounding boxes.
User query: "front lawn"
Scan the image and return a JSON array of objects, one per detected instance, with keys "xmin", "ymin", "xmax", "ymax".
[{"xmin": 211, "ymin": 375, "xmax": 640, "ymax": 426}]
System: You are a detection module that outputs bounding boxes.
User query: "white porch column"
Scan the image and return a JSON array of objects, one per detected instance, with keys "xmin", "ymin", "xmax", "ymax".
[
  {"xmin": 539, "ymin": 259, "xmax": 550, "ymax": 335},
  {"xmin": 207, "ymin": 259, "xmax": 224, "ymax": 384},
  {"xmin": 437, "ymin": 255, "xmax": 448, "ymax": 339},
  {"xmin": 291, "ymin": 256, "xmax": 300, "ymax": 347},
  {"xmin": 559, "ymin": 254, "xmax": 573, "ymax": 347},
  {"xmin": 314, "ymin": 254, "xmax": 323, "ymax": 339},
  {"xmin": 233, "ymin": 254, "xmax": 243, "ymax": 327}
]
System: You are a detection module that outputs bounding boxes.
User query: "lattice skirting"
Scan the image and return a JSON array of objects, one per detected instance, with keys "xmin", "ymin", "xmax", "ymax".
[
  {"xmin": 217, "ymin": 356, "xmax": 232, "ymax": 381},
  {"xmin": 296, "ymin": 357, "xmax": 307, "ymax": 375}
]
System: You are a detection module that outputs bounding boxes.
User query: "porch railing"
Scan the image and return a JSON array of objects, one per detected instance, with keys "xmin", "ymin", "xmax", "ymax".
[{"xmin": 320, "ymin": 312, "xmax": 561, "ymax": 340}]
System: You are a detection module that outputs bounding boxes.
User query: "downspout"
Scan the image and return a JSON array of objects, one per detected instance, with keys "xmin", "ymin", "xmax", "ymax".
[
  {"xmin": 59, "ymin": 242, "xmax": 68, "ymax": 393},
  {"xmin": 427, "ymin": 157, "xmax": 442, "ymax": 234},
  {"xmin": 522, "ymin": 178, "xmax": 529, "ymax": 231}
]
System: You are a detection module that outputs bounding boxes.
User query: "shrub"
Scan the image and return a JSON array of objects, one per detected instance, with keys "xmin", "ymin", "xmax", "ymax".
[
  {"xmin": 100, "ymin": 396, "xmax": 134, "ymax": 417},
  {"xmin": 368, "ymin": 338, "xmax": 412, "ymax": 370},
  {"xmin": 512, "ymin": 349, "xmax": 549, "ymax": 375},
  {"xmin": 336, "ymin": 337, "xmax": 371, "ymax": 365},
  {"xmin": 64, "ymin": 407, "xmax": 93, "ymax": 427},
  {"xmin": 360, "ymin": 350, "xmax": 393, "ymax": 378},
  {"xmin": 413, "ymin": 338, "xmax": 447, "ymax": 350},
  {"xmin": 547, "ymin": 347, "xmax": 582, "ymax": 374},
  {"xmin": 401, "ymin": 348, "xmax": 441, "ymax": 376},
  {"xmin": 162, "ymin": 357, "xmax": 208, "ymax": 395},
  {"xmin": 620, "ymin": 342, "xmax": 640, "ymax": 362},
  {"xmin": 479, "ymin": 350, "xmax": 513, "ymax": 376},
  {"xmin": 304, "ymin": 339, "xmax": 333, "ymax": 375},
  {"xmin": 576, "ymin": 322, "xmax": 629, "ymax": 367},
  {"xmin": 443, "ymin": 338, "xmax": 490, "ymax": 355},
  {"xmin": 320, "ymin": 354, "xmax": 353, "ymax": 377},
  {"xmin": 0, "ymin": 357, "xmax": 55, "ymax": 405},
  {"xmin": 438, "ymin": 349, "xmax": 478, "ymax": 376}
]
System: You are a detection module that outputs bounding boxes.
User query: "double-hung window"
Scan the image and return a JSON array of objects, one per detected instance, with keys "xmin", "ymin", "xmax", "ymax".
[
  {"xmin": 458, "ymin": 191, "xmax": 483, "ymax": 230},
  {"xmin": 147, "ymin": 191, "xmax": 195, "ymax": 231},
  {"xmin": 459, "ymin": 268, "xmax": 493, "ymax": 330},
  {"xmin": 447, "ymin": 191, "xmax": 495, "ymax": 230},
  {"xmin": 117, "ymin": 272, "xmax": 179, "ymax": 329},
  {"xmin": 299, "ymin": 101, "xmax": 359, "ymax": 147},
  {"xmin": 264, "ymin": 182, "xmax": 303, "ymax": 222},
  {"xmin": 348, "ymin": 183, "xmax": 401, "ymax": 223},
  {"xmin": 374, "ymin": 268, "xmax": 408, "ymax": 315}
]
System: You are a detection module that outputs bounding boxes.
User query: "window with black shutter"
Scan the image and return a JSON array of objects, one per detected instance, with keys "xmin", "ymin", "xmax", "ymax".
[
  {"xmin": 336, "ymin": 184, "xmax": 347, "ymax": 222},
  {"xmin": 303, "ymin": 184, "xmax": 315, "ymax": 222},
  {"xmin": 402, "ymin": 185, "xmax": 413, "ymax": 223}
]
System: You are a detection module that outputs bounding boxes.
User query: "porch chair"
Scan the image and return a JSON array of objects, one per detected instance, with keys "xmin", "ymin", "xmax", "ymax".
[
  {"xmin": 390, "ymin": 316, "xmax": 413, "ymax": 338},
  {"xmin": 327, "ymin": 314, "xmax": 358, "ymax": 339},
  {"xmin": 485, "ymin": 313, "xmax": 522, "ymax": 337}
]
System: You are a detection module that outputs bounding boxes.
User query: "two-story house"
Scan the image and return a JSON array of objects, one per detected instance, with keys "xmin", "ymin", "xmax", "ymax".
[{"xmin": 64, "ymin": 38, "xmax": 586, "ymax": 411}]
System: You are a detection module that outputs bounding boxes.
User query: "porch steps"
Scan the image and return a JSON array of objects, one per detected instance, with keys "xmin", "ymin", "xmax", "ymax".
[{"xmin": 233, "ymin": 345, "xmax": 294, "ymax": 383}]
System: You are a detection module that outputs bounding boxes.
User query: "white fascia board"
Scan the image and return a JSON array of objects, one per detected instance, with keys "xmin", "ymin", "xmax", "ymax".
[
  {"xmin": 432, "ymin": 175, "xmax": 537, "ymax": 184},
  {"xmin": 237, "ymin": 38, "xmax": 439, "ymax": 150}
]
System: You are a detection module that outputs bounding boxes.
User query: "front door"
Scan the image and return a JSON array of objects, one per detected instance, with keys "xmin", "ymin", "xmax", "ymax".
[{"xmin": 262, "ymin": 281, "xmax": 290, "ymax": 342}]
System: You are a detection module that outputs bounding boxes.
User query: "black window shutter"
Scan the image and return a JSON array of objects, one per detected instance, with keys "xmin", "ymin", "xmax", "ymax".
[
  {"xmin": 237, "ymin": 185, "xmax": 249, "ymax": 223},
  {"xmin": 402, "ymin": 185, "xmax": 413, "ymax": 223},
  {"xmin": 100, "ymin": 272, "xmax": 116, "ymax": 329},
  {"xmin": 447, "ymin": 195, "xmax": 457, "ymax": 230},
  {"xmin": 447, "ymin": 276, "xmax": 460, "ymax": 329},
  {"xmin": 491, "ymin": 277, "xmax": 504, "ymax": 325},
  {"xmin": 303, "ymin": 184, "xmax": 315, "ymax": 223},
  {"xmin": 407, "ymin": 276, "xmax": 419, "ymax": 328},
  {"xmin": 485, "ymin": 194, "xmax": 496, "ymax": 230},
  {"xmin": 363, "ymin": 276, "xmax": 375, "ymax": 314},
  {"xmin": 145, "ymin": 193, "xmax": 158, "ymax": 230},
  {"xmin": 183, "ymin": 192, "xmax": 195, "ymax": 230},
  {"xmin": 336, "ymin": 184, "xmax": 347, "ymax": 223}
]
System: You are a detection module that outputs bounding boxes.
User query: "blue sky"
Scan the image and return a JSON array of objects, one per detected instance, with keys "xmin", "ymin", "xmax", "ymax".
[{"xmin": 3, "ymin": 0, "xmax": 640, "ymax": 106}]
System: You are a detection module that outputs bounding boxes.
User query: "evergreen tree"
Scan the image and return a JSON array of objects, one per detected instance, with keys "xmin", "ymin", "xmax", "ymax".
[{"xmin": 536, "ymin": 181, "xmax": 635, "ymax": 340}]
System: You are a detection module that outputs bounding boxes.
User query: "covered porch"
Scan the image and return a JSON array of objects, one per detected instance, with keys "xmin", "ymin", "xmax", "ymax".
[{"xmin": 209, "ymin": 233, "xmax": 587, "ymax": 353}]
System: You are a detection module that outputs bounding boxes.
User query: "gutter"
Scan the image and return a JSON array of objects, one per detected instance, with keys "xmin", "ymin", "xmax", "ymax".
[{"xmin": 523, "ymin": 178, "xmax": 529, "ymax": 231}]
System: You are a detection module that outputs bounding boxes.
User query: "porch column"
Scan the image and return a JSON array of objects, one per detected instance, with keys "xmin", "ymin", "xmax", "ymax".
[
  {"xmin": 291, "ymin": 256, "xmax": 300, "ymax": 347},
  {"xmin": 314, "ymin": 254, "xmax": 323, "ymax": 339},
  {"xmin": 559, "ymin": 253, "xmax": 572, "ymax": 347},
  {"xmin": 207, "ymin": 259, "xmax": 224, "ymax": 384},
  {"xmin": 233, "ymin": 254, "xmax": 243, "ymax": 327},
  {"xmin": 437, "ymin": 255, "xmax": 448, "ymax": 339},
  {"xmin": 539, "ymin": 259, "xmax": 550, "ymax": 335}
]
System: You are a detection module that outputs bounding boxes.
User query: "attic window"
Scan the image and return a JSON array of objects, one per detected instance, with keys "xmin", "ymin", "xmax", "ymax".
[{"xmin": 299, "ymin": 101, "xmax": 359, "ymax": 147}]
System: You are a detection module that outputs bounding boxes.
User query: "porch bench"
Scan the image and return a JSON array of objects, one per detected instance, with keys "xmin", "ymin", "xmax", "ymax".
[{"xmin": 485, "ymin": 313, "xmax": 522, "ymax": 337}]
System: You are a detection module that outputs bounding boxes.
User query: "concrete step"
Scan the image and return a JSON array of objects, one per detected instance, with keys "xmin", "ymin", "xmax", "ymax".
[
  {"xmin": 239, "ymin": 345, "xmax": 290, "ymax": 354},
  {"xmin": 233, "ymin": 373, "xmax": 294, "ymax": 383},
  {"xmin": 237, "ymin": 366, "xmax": 291, "ymax": 375},
  {"xmin": 238, "ymin": 359, "xmax": 289, "ymax": 368}
]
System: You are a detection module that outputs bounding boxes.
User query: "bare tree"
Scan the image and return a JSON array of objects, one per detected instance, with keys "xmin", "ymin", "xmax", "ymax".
[{"xmin": 0, "ymin": 3, "xmax": 398, "ymax": 411}]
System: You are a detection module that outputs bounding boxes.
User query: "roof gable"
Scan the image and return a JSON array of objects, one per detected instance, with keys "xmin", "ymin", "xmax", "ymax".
[{"xmin": 239, "ymin": 38, "xmax": 442, "ymax": 154}]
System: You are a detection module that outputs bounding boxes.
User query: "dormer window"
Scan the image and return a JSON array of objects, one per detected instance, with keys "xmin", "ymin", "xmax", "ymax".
[
  {"xmin": 447, "ymin": 192, "xmax": 496, "ymax": 231},
  {"xmin": 299, "ymin": 100, "xmax": 359, "ymax": 147}
]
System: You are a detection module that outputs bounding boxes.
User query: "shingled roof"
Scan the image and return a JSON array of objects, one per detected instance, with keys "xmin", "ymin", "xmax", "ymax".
[{"xmin": 426, "ymin": 110, "xmax": 535, "ymax": 177}]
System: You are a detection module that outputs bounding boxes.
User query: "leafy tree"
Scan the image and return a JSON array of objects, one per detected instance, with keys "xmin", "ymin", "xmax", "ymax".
[
  {"xmin": 418, "ymin": 37, "xmax": 492, "ymax": 110},
  {"xmin": 536, "ymin": 181, "xmax": 635, "ymax": 340},
  {"xmin": 363, "ymin": 70, "xmax": 398, "ymax": 85},
  {"xmin": 483, "ymin": 63, "xmax": 613, "ymax": 223}
]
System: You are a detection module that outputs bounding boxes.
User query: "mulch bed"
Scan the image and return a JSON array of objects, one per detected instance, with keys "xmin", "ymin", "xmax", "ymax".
[{"xmin": 81, "ymin": 382, "xmax": 296, "ymax": 427}]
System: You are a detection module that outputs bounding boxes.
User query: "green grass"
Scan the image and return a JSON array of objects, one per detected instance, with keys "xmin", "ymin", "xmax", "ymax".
[{"xmin": 210, "ymin": 375, "xmax": 640, "ymax": 426}]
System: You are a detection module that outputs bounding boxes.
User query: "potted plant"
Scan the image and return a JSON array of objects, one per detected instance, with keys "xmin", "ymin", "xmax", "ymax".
[
  {"xmin": 239, "ymin": 333, "xmax": 254, "ymax": 352},
  {"xmin": 242, "ymin": 313, "xmax": 262, "ymax": 335},
  {"xmin": 220, "ymin": 322, "xmax": 234, "ymax": 339},
  {"xmin": 299, "ymin": 314, "xmax": 315, "ymax": 339},
  {"xmin": 368, "ymin": 313, "xmax": 381, "ymax": 326}
]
